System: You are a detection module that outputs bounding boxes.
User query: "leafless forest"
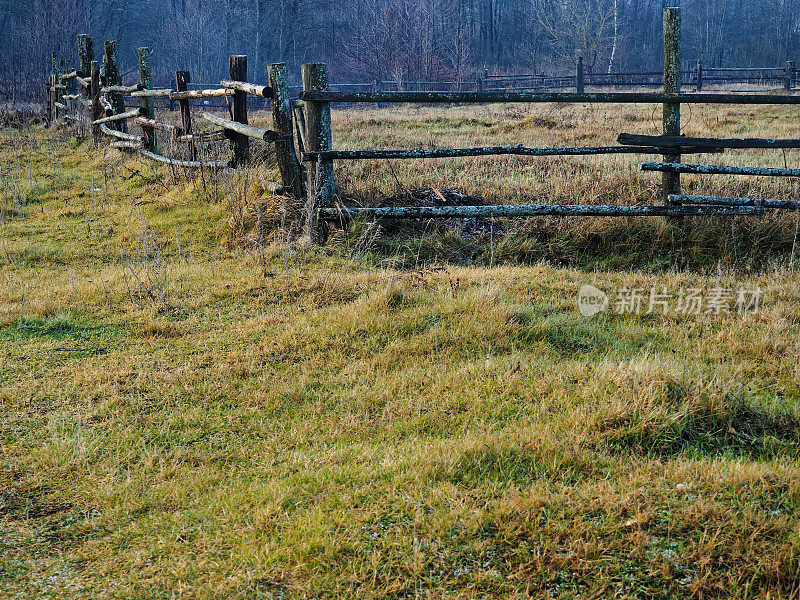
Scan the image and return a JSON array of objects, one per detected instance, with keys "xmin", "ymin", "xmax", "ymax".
[{"xmin": 3, "ymin": 0, "xmax": 800, "ymax": 101}]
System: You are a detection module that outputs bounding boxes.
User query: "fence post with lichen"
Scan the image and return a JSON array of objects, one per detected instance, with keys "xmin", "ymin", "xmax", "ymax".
[
  {"xmin": 301, "ymin": 63, "xmax": 335, "ymax": 243},
  {"xmin": 662, "ymin": 7, "xmax": 681, "ymax": 204},
  {"xmin": 268, "ymin": 62, "xmax": 306, "ymax": 199}
]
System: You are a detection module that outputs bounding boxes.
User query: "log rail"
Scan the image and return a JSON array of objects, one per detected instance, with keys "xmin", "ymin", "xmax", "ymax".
[
  {"xmin": 305, "ymin": 146, "xmax": 722, "ymax": 161},
  {"xmin": 318, "ymin": 204, "xmax": 763, "ymax": 220}
]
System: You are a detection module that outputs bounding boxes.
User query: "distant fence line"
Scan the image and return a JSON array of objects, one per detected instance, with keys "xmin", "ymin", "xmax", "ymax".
[
  {"xmin": 291, "ymin": 60, "xmax": 798, "ymax": 94},
  {"xmin": 479, "ymin": 61, "xmax": 798, "ymax": 93},
  {"xmin": 48, "ymin": 8, "xmax": 800, "ymax": 246}
]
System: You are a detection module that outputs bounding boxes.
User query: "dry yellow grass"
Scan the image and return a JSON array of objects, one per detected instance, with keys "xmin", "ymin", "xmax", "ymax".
[
  {"xmin": 329, "ymin": 101, "xmax": 800, "ymax": 205},
  {"xmin": 1, "ymin": 105, "xmax": 799, "ymax": 599}
]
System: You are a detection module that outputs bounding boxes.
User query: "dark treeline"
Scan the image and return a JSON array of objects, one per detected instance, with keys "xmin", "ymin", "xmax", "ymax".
[{"xmin": 2, "ymin": 0, "xmax": 800, "ymax": 101}]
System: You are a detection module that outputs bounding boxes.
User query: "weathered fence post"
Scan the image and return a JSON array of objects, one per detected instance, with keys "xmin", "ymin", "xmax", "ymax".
[
  {"xmin": 175, "ymin": 71, "xmax": 195, "ymax": 160},
  {"xmin": 77, "ymin": 35, "xmax": 93, "ymax": 79},
  {"xmin": 103, "ymin": 41, "xmax": 127, "ymax": 132},
  {"xmin": 696, "ymin": 59, "xmax": 703, "ymax": 91},
  {"xmin": 48, "ymin": 60, "xmax": 56, "ymax": 122},
  {"xmin": 576, "ymin": 51, "xmax": 585, "ymax": 94},
  {"xmin": 137, "ymin": 47, "xmax": 156, "ymax": 152},
  {"xmin": 662, "ymin": 7, "xmax": 681, "ymax": 204},
  {"xmin": 48, "ymin": 73, "xmax": 55, "ymax": 122},
  {"xmin": 268, "ymin": 62, "xmax": 306, "ymax": 199},
  {"xmin": 90, "ymin": 60, "xmax": 101, "ymax": 142},
  {"xmin": 64, "ymin": 59, "xmax": 74, "ymax": 113},
  {"xmin": 786, "ymin": 61, "xmax": 795, "ymax": 91},
  {"xmin": 372, "ymin": 79, "xmax": 381, "ymax": 108},
  {"xmin": 49, "ymin": 53, "xmax": 59, "ymax": 122},
  {"xmin": 476, "ymin": 72, "xmax": 484, "ymax": 93},
  {"xmin": 302, "ymin": 63, "xmax": 335, "ymax": 243},
  {"xmin": 229, "ymin": 55, "xmax": 250, "ymax": 166}
]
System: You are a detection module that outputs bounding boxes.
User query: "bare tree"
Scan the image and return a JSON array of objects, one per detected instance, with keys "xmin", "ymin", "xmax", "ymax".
[{"xmin": 4, "ymin": 0, "xmax": 800, "ymax": 102}]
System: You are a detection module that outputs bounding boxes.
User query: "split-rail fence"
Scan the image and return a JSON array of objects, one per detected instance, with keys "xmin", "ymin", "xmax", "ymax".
[{"xmin": 48, "ymin": 8, "xmax": 800, "ymax": 244}]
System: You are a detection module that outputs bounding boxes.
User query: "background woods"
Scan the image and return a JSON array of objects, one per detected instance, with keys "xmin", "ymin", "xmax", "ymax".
[{"xmin": 3, "ymin": 0, "xmax": 800, "ymax": 101}]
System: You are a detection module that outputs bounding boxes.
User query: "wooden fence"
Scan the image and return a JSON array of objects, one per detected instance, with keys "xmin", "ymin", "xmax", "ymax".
[
  {"xmin": 307, "ymin": 60, "xmax": 798, "ymax": 95},
  {"xmin": 477, "ymin": 59, "xmax": 797, "ymax": 93},
  {"xmin": 48, "ymin": 7, "xmax": 800, "ymax": 245},
  {"xmin": 50, "ymin": 37, "xmax": 305, "ymax": 199}
]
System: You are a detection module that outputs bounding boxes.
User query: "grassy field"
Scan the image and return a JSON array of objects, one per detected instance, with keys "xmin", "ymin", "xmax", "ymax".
[{"xmin": 1, "ymin": 102, "xmax": 800, "ymax": 599}]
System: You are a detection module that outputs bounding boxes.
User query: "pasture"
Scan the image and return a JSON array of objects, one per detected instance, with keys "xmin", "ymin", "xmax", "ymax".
[{"xmin": 1, "ymin": 102, "xmax": 800, "ymax": 598}]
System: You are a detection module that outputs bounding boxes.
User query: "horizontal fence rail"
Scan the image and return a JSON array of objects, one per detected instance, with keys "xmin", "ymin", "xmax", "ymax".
[
  {"xmin": 139, "ymin": 149, "xmax": 228, "ymax": 169},
  {"xmin": 298, "ymin": 91, "xmax": 800, "ymax": 105},
  {"xmin": 201, "ymin": 112, "xmax": 280, "ymax": 142},
  {"xmin": 318, "ymin": 204, "xmax": 763, "ymax": 220},
  {"xmin": 304, "ymin": 146, "xmax": 723, "ymax": 161},
  {"xmin": 642, "ymin": 162, "xmax": 800, "ymax": 177},
  {"xmin": 619, "ymin": 133, "xmax": 800, "ymax": 149},
  {"xmin": 671, "ymin": 195, "xmax": 800, "ymax": 209}
]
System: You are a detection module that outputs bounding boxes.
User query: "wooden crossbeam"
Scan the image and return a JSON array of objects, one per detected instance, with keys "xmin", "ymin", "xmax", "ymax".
[
  {"xmin": 99, "ymin": 123, "xmax": 144, "ymax": 142},
  {"xmin": 110, "ymin": 140, "xmax": 143, "ymax": 150},
  {"xmin": 102, "ymin": 83, "xmax": 144, "ymax": 94},
  {"xmin": 138, "ymin": 149, "xmax": 228, "ymax": 169},
  {"xmin": 220, "ymin": 80, "xmax": 273, "ymax": 98},
  {"xmin": 93, "ymin": 107, "xmax": 143, "ymax": 125},
  {"xmin": 642, "ymin": 162, "xmax": 800, "ymax": 177},
  {"xmin": 621, "ymin": 133, "xmax": 800, "ymax": 149},
  {"xmin": 135, "ymin": 116, "xmax": 183, "ymax": 136},
  {"xmin": 202, "ymin": 112, "xmax": 280, "ymax": 142},
  {"xmin": 318, "ymin": 203, "xmax": 762, "ymax": 220},
  {"xmin": 131, "ymin": 88, "xmax": 173, "ymax": 98},
  {"xmin": 670, "ymin": 194, "xmax": 800, "ymax": 209},
  {"xmin": 177, "ymin": 130, "xmax": 226, "ymax": 142},
  {"xmin": 305, "ymin": 146, "xmax": 722, "ymax": 161},
  {"xmin": 170, "ymin": 88, "xmax": 231, "ymax": 101},
  {"xmin": 299, "ymin": 91, "xmax": 800, "ymax": 105}
]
